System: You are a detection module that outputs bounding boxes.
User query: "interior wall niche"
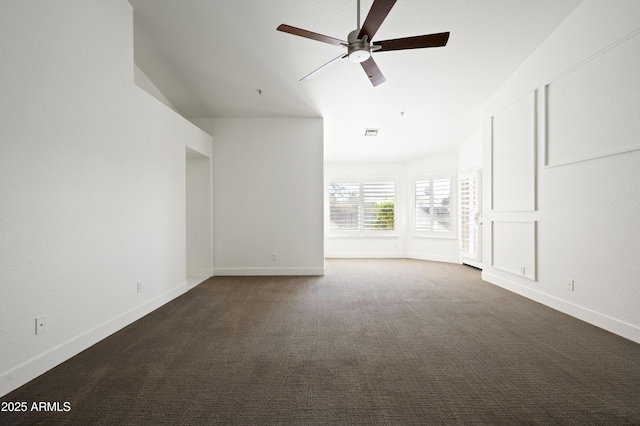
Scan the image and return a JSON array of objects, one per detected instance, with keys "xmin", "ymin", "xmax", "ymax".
[
  {"xmin": 491, "ymin": 91, "xmax": 536, "ymax": 212},
  {"xmin": 491, "ymin": 220, "xmax": 536, "ymax": 281},
  {"xmin": 545, "ymin": 30, "xmax": 640, "ymax": 167}
]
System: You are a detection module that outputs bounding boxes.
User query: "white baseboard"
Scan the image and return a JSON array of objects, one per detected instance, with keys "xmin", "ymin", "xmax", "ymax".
[
  {"xmin": 407, "ymin": 252, "xmax": 460, "ymax": 264},
  {"xmin": 187, "ymin": 268, "xmax": 213, "ymax": 279},
  {"xmin": 186, "ymin": 276, "xmax": 211, "ymax": 287},
  {"xmin": 0, "ymin": 281, "xmax": 194, "ymax": 398},
  {"xmin": 325, "ymin": 252, "xmax": 408, "ymax": 259},
  {"xmin": 482, "ymin": 272, "xmax": 640, "ymax": 344},
  {"xmin": 323, "ymin": 252, "xmax": 460, "ymax": 263},
  {"xmin": 214, "ymin": 267, "xmax": 325, "ymax": 276}
]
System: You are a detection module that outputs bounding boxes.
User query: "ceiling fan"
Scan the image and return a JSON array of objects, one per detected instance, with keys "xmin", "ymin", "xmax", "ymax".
[{"xmin": 277, "ymin": 0, "xmax": 450, "ymax": 87}]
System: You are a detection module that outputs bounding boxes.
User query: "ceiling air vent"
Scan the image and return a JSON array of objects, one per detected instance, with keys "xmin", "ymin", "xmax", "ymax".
[{"xmin": 364, "ymin": 129, "xmax": 379, "ymax": 136}]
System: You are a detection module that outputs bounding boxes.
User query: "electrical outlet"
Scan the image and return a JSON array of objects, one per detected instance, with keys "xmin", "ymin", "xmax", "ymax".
[
  {"xmin": 520, "ymin": 267, "xmax": 526, "ymax": 276},
  {"xmin": 35, "ymin": 315, "xmax": 47, "ymax": 335},
  {"xmin": 137, "ymin": 282, "xmax": 142, "ymax": 293},
  {"xmin": 567, "ymin": 279, "xmax": 574, "ymax": 291},
  {"xmin": 272, "ymin": 253, "xmax": 277, "ymax": 261}
]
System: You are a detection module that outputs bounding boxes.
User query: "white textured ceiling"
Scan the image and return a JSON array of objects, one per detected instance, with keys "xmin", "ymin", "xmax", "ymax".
[{"xmin": 129, "ymin": 0, "xmax": 582, "ymax": 162}]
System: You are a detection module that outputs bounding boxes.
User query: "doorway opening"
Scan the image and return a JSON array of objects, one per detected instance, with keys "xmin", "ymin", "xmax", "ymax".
[{"xmin": 186, "ymin": 147, "xmax": 212, "ymax": 285}]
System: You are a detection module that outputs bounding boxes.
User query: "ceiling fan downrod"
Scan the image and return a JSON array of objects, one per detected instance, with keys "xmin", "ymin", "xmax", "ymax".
[{"xmin": 348, "ymin": 0, "xmax": 373, "ymax": 63}]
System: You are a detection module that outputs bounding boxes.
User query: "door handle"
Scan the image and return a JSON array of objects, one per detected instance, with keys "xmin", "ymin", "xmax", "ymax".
[{"xmin": 474, "ymin": 212, "xmax": 483, "ymax": 226}]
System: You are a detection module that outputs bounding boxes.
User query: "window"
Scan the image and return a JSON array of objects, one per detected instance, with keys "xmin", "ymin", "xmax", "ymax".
[
  {"xmin": 413, "ymin": 174, "xmax": 455, "ymax": 238},
  {"xmin": 328, "ymin": 182, "xmax": 360, "ymax": 231},
  {"xmin": 328, "ymin": 179, "xmax": 395, "ymax": 235}
]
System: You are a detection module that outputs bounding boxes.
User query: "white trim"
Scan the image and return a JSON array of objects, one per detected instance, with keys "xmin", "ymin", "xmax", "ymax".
[
  {"xmin": 0, "ymin": 281, "xmax": 195, "ymax": 398},
  {"xmin": 186, "ymin": 275, "xmax": 211, "ymax": 287},
  {"xmin": 325, "ymin": 252, "xmax": 408, "ymax": 259},
  {"xmin": 187, "ymin": 268, "xmax": 214, "ymax": 279},
  {"xmin": 544, "ymin": 143, "xmax": 640, "ymax": 169},
  {"xmin": 543, "ymin": 28, "xmax": 640, "ymax": 168},
  {"xmin": 325, "ymin": 234, "xmax": 399, "ymax": 239},
  {"xmin": 541, "ymin": 81, "xmax": 549, "ymax": 168},
  {"xmin": 213, "ymin": 267, "xmax": 325, "ymax": 276},
  {"xmin": 410, "ymin": 234, "xmax": 456, "ymax": 240},
  {"xmin": 545, "ymin": 27, "xmax": 640, "ymax": 87},
  {"xmin": 408, "ymin": 252, "xmax": 460, "ymax": 264},
  {"xmin": 482, "ymin": 272, "xmax": 640, "ymax": 344},
  {"xmin": 490, "ymin": 220, "xmax": 537, "ymax": 281},
  {"xmin": 490, "ymin": 90, "xmax": 537, "ymax": 213},
  {"xmin": 460, "ymin": 165, "xmax": 482, "ymax": 175},
  {"xmin": 492, "ymin": 265, "xmax": 536, "ymax": 281},
  {"xmin": 324, "ymin": 252, "xmax": 460, "ymax": 263}
]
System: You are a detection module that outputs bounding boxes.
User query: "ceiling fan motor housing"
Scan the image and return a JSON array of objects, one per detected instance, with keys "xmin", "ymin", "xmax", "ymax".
[{"xmin": 347, "ymin": 29, "xmax": 371, "ymax": 62}]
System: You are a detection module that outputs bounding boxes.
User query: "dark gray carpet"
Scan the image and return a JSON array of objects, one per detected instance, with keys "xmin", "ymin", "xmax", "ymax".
[{"xmin": 2, "ymin": 259, "xmax": 640, "ymax": 425}]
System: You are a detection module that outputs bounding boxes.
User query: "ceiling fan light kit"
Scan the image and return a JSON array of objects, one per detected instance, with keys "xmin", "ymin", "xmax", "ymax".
[{"xmin": 277, "ymin": 0, "xmax": 450, "ymax": 86}]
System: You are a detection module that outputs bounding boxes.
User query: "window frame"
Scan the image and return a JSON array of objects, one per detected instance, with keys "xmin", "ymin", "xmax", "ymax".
[
  {"xmin": 326, "ymin": 177, "xmax": 398, "ymax": 237},
  {"xmin": 411, "ymin": 172, "xmax": 456, "ymax": 239}
]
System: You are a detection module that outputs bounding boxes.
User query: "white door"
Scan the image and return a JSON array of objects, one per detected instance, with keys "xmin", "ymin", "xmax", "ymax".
[{"xmin": 460, "ymin": 169, "xmax": 482, "ymax": 268}]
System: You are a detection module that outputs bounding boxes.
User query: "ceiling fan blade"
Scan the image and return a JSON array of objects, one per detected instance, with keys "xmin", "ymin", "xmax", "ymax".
[
  {"xmin": 300, "ymin": 54, "xmax": 347, "ymax": 82},
  {"xmin": 277, "ymin": 24, "xmax": 346, "ymax": 46},
  {"xmin": 376, "ymin": 32, "xmax": 450, "ymax": 52},
  {"xmin": 360, "ymin": 56, "xmax": 386, "ymax": 87},
  {"xmin": 358, "ymin": 0, "xmax": 396, "ymax": 41}
]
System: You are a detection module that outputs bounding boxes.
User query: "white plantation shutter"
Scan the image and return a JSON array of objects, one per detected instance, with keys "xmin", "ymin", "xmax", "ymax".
[
  {"xmin": 415, "ymin": 180, "xmax": 431, "ymax": 230},
  {"xmin": 414, "ymin": 174, "xmax": 454, "ymax": 237},
  {"xmin": 363, "ymin": 182, "xmax": 395, "ymax": 231},
  {"xmin": 432, "ymin": 178, "xmax": 451, "ymax": 232}
]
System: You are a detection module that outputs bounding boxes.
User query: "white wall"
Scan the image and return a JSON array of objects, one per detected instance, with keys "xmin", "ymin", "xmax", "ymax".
[
  {"xmin": 459, "ymin": 128, "xmax": 482, "ymax": 174},
  {"xmin": 324, "ymin": 162, "xmax": 408, "ymax": 258},
  {"xmin": 206, "ymin": 118, "xmax": 325, "ymax": 275},
  {"xmin": 481, "ymin": 0, "xmax": 640, "ymax": 343},
  {"xmin": 134, "ymin": 64, "xmax": 178, "ymax": 113},
  {"xmin": 0, "ymin": 0, "xmax": 212, "ymax": 396}
]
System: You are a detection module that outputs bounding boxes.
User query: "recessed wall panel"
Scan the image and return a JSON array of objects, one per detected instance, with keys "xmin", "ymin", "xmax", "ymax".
[
  {"xmin": 546, "ymin": 32, "xmax": 640, "ymax": 167},
  {"xmin": 491, "ymin": 92, "xmax": 536, "ymax": 211},
  {"xmin": 492, "ymin": 221, "xmax": 536, "ymax": 280}
]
